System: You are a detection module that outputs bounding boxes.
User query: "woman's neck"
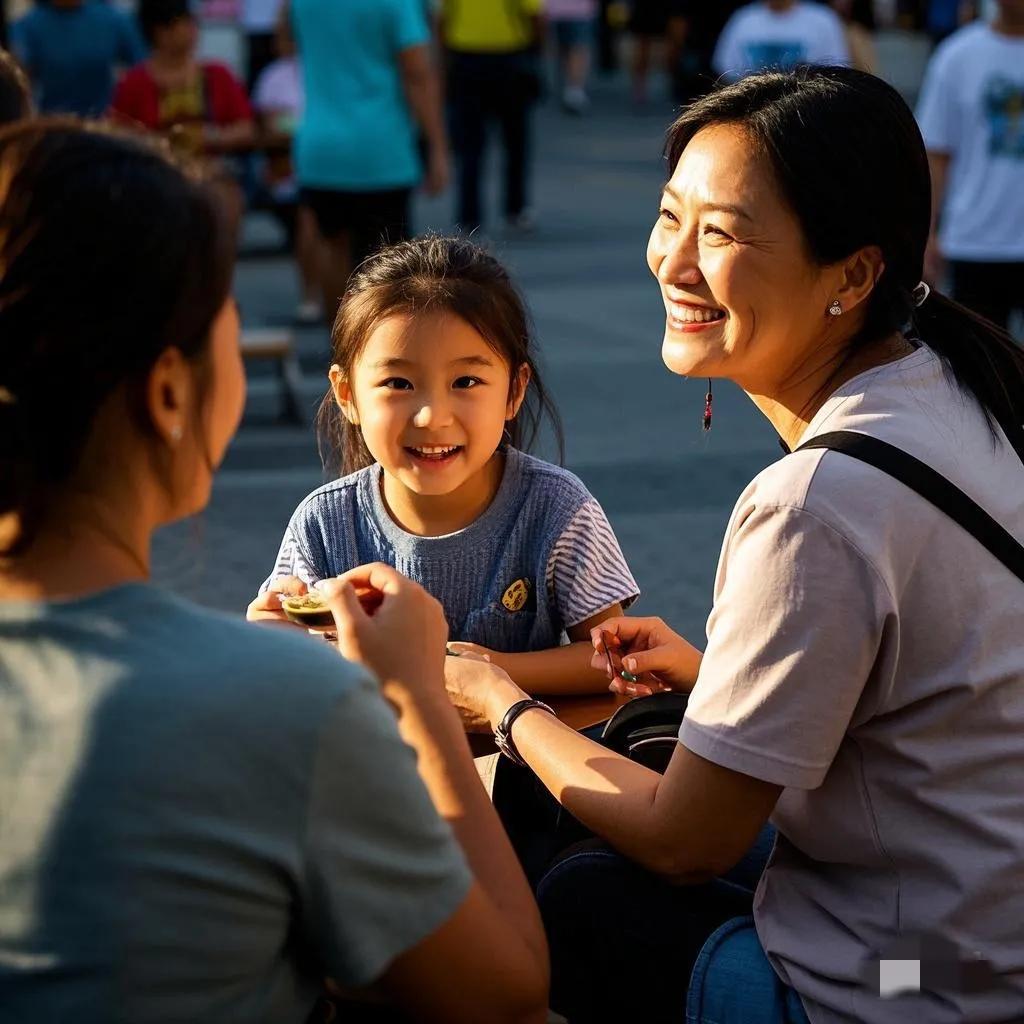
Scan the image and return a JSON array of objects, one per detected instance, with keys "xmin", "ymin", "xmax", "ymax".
[
  {"xmin": 380, "ymin": 452, "xmax": 506, "ymax": 537},
  {"xmin": 148, "ymin": 51, "xmax": 196, "ymax": 81},
  {"xmin": 746, "ymin": 331, "xmax": 914, "ymax": 450},
  {"xmin": 0, "ymin": 494, "xmax": 152, "ymax": 602}
]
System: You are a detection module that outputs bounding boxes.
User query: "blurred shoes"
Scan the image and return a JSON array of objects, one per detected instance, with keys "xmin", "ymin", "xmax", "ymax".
[
  {"xmin": 505, "ymin": 209, "xmax": 536, "ymax": 235},
  {"xmin": 294, "ymin": 299, "xmax": 322, "ymax": 326},
  {"xmin": 561, "ymin": 86, "xmax": 589, "ymax": 115}
]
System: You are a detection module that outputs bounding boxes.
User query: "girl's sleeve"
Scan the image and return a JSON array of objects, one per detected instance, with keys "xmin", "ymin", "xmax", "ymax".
[
  {"xmin": 260, "ymin": 510, "xmax": 329, "ymax": 592},
  {"xmin": 546, "ymin": 499, "xmax": 640, "ymax": 629}
]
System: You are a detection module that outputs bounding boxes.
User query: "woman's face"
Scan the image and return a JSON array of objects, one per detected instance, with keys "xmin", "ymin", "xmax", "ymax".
[{"xmin": 647, "ymin": 123, "xmax": 841, "ymax": 394}]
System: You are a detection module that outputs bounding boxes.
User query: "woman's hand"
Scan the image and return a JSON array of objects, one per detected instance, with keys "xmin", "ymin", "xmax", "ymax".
[
  {"xmin": 246, "ymin": 576, "xmax": 308, "ymax": 626},
  {"xmin": 444, "ymin": 651, "xmax": 526, "ymax": 734},
  {"xmin": 320, "ymin": 563, "xmax": 448, "ymax": 704},
  {"xmin": 590, "ymin": 616, "xmax": 703, "ymax": 695}
]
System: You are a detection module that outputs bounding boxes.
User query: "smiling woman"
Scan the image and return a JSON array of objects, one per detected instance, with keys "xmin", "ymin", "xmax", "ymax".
[{"xmin": 442, "ymin": 66, "xmax": 1024, "ymax": 1024}]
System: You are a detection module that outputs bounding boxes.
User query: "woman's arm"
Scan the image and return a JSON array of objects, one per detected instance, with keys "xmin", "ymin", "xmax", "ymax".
[
  {"xmin": 398, "ymin": 43, "xmax": 449, "ymax": 195},
  {"xmin": 325, "ymin": 567, "xmax": 549, "ymax": 1022},
  {"xmin": 477, "ymin": 670, "xmax": 781, "ymax": 884}
]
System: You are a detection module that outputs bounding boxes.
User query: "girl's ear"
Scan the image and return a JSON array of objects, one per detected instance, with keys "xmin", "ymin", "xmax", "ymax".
[
  {"xmin": 329, "ymin": 364, "xmax": 359, "ymax": 425},
  {"xmin": 506, "ymin": 362, "xmax": 531, "ymax": 420}
]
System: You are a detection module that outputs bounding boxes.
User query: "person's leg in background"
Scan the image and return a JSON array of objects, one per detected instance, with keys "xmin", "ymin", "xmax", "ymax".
[
  {"xmin": 302, "ymin": 188, "xmax": 353, "ymax": 324},
  {"xmin": 557, "ymin": 19, "xmax": 595, "ymax": 114},
  {"xmin": 447, "ymin": 53, "xmax": 490, "ymax": 233},
  {"xmin": 495, "ymin": 72, "xmax": 533, "ymax": 231},
  {"xmin": 949, "ymin": 259, "xmax": 1018, "ymax": 332},
  {"xmin": 293, "ymin": 204, "xmax": 323, "ymax": 324}
]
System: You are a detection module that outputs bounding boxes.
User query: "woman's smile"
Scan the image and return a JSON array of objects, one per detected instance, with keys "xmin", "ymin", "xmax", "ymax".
[{"xmin": 664, "ymin": 297, "xmax": 728, "ymax": 332}]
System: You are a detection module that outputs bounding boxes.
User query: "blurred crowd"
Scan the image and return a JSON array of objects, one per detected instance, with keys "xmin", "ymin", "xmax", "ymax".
[{"xmin": 1, "ymin": 0, "xmax": 1021, "ymax": 334}]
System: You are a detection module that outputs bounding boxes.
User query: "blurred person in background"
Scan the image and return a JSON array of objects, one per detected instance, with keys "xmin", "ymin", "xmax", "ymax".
[
  {"xmin": 441, "ymin": 0, "xmax": 541, "ymax": 233},
  {"xmin": 252, "ymin": 13, "xmax": 322, "ymax": 325},
  {"xmin": 111, "ymin": 0, "xmax": 254, "ymax": 234},
  {"xmin": 669, "ymin": 1, "xmax": 744, "ymax": 104},
  {"xmin": 629, "ymin": 0, "xmax": 676, "ymax": 106},
  {"xmin": 242, "ymin": 0, "xmax": 284, "ymax": 90},
  {"xmin": 12, "ymin": 0, "xmax": 144, "ymax": 116},
  {"xmin": 926, "ymin": 0, "xmax": 978, "ymax": 41},
  {"xmin": 290, "ymin": 0, "xmax": 447, "ymax": 320},
  {"xmin": 0, "ymin": 47, "xmax": 32, "ymax": 122},
  {"xmin": 713, "ymin": 0, "xmax": 850, "ymax": 80},
  {"xmin": 547, "ymin": 0, "xmax": 597, "ymax": 114},
  {"xmin": 831, "ymin": 0, "xmax": 878, "ymax": 72},
  {"xmin": 917, "ymin": 0, "xmax": 1024, "ymax": 331}
]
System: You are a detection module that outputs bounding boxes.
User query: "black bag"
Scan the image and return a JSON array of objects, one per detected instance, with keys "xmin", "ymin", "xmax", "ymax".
[{"xmin": 599, "ymin": 690, "xmax": 689, "ymax": 773}]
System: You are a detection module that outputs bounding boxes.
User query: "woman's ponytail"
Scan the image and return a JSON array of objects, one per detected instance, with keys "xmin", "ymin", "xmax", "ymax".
[{"xmin": 912, "ymin": 291, "xmax": 1024, "ymax": 460}]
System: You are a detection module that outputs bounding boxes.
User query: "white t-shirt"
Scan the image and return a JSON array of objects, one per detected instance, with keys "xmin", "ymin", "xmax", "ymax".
[
  {"xmin": 242, "ymin": 0, "xmax": 284, "ymax": 32},
  {"xmin": 712, "ymin": 1, "xmax": 850, "ymax": 79},
  {"xmin": 916, "ymin": 22, "xmax": 1024, "ymax": 261},
  {"xmin": 253, "ymin": 56, "xmax": 304, "ymax": 116},
  {"xmin": 680, "ymin": 347, "xmax": 1024, "ymax": 1023}
]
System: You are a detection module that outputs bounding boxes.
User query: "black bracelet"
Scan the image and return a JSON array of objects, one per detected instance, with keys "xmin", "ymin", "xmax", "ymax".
[{"xmin": 494, "ymin": 698, "xmax": 555, "ymax": 767}]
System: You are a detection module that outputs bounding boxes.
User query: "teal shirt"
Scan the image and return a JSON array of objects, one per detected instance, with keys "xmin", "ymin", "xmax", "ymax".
[
  {"xmin": 292, "ymin": 0, "xmax": 430, "ymax": 190},
  {"xmin": 0, "ymin": 584, "xmax": 471, "ymax": 1023}
]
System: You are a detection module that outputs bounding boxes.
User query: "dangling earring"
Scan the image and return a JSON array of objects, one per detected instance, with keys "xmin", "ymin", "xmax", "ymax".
[
  {"xmin": 501, "ymin": 423, "xmax": 513, "ymax": 449},
  {"xmin": 170, "ymin": 424, "xmax": 183, "ymax": 444},
  {"xmin": 702, "ymin": 379, "xmax": 713, "ymax": 432},
  {"xmin": 828, "ymin": 299, "xmax": 843, "ymax": 317}
]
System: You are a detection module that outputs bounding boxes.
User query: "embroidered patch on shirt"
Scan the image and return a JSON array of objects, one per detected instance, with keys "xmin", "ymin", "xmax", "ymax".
[{"xmin": 501, "ymin": 578, "xmax": 531, "ymax": 612}]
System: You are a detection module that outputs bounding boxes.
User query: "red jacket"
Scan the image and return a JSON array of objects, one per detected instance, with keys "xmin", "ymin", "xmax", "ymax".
[{"xmin": 111, "ymin": 62, "xmax": 252, "ymax": 133}]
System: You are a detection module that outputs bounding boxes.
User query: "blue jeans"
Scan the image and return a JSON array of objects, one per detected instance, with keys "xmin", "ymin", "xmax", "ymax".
[{"xmin": 534, "ymin": 826, "xmax": 810, "ymax": 1024}]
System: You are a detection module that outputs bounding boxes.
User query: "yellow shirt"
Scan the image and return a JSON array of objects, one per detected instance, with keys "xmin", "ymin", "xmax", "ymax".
[{"xmin": 442, "ymin": 0, "xmax": 543, "ymax": 53}]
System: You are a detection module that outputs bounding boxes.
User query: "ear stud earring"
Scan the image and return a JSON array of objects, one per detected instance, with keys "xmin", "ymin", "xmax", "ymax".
[
  {"xmin": 170, "ymin": 424, "xmax": 183, "ymax": 443},
  {"xmin": 828, "ymin": 299, "xmax": 843, "ymax": 317}
]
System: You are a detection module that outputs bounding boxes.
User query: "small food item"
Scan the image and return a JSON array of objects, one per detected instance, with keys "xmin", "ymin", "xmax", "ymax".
[
  {"xmin": 600, "ymin": 631, "xmax": 639, "ymax": 684},
  {"xmin": 279, "ymin": 592, "xmax": 335, "ymax": 629}
]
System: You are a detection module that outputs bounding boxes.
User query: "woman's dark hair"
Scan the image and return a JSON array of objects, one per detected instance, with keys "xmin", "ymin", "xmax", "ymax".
[
  {"xmin": 0, "ymin": 49, "xmax": 31, "ymax": 124},
  {"xmin": 318, "ymin": 235, "xmax": 564, "ymax": 475},
  {"xmin": 666, "ymin": 66, "xmax": 1024, "ymax": 456},
  {"xmin": 138, "ymin": 0, "xmax": 194, "ymax": 46},
  {"xmin": 0, "ymin": 120, "xmax": 234, "ymax": 555}
]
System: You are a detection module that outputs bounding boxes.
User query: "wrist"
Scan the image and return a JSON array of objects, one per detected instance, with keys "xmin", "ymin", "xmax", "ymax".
[{"xmin": 486, "ymin": 677, "xmax": 529, "ymax": 732}]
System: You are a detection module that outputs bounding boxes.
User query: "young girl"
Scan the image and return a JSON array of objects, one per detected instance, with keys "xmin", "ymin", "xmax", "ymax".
[{"xmin": 248, "ymin": 235, "xmax": 639, "ymax": 693}]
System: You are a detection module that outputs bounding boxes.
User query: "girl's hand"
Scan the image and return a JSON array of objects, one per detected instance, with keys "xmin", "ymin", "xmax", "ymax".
[
  {"xmin": 246, "ymin": 576, "xmax": 309, "ymax": 626},
  {"xmin": 320, "ymin": 564, "xmax": 448, "ymax": 703},
  {"xmin": 590, "ymin": 616, "xmax": 703, "ymax": 695},
  {"xmin": 444, "ymin": 640, "xmax": 495, "ymax": 662}
]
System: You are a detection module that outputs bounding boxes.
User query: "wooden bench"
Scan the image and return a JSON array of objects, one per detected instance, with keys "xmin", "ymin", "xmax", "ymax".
[{"xmin": 240, "ymin": 327, "xmax": 306, "ymax": 425}]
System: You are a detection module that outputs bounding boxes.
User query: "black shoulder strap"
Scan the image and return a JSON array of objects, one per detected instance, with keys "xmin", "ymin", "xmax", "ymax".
[{"xmin": 796, "ymin": 430, "xmax": 1024, "ymax": 585}]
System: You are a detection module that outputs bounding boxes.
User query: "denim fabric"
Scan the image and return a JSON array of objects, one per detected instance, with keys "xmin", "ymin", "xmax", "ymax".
[{"xmin": 687, "ymin": 916, "xmax": 811, "ymax": 1024}]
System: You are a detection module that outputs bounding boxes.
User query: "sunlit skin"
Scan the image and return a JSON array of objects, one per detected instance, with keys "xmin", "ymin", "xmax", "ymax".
[
  {"xmin": 647, "ymin": 123, "xmax": 898, "ymax": 447},
  {"xmin": 331, "ymin": 313, "xmax": 529, "ymax": 538}
]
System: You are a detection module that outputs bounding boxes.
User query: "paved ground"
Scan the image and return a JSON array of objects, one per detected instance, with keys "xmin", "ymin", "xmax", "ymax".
[{"xmin": 153, "ymin": 44, "xmax": 932, "ymax": 644}]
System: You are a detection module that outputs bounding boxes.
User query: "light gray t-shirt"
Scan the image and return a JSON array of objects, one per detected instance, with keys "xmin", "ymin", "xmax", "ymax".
[
  {"xmin": 0, "ymin": 584, "xmax": 472, "ymax": 1023},
  {"xmin": 680, "ymin": 347, "xmax": 1024, "ymax": 1023}
]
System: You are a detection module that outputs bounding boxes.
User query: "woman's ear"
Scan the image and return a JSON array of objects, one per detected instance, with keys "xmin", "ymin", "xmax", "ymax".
[
  {"xmin": 506, "ymin": 363, "xmax": 532, "ymax": 420},
  {"xmin": 146, "ymin": 346, "xmax": 192, "ymax": 446},
  {"xmin": 834, "ymin": 245, "xmax": 886, "ymax": 315},
  {"xmin": 328, "ymin": 364, "xmax": 359, "ymax": 425}
]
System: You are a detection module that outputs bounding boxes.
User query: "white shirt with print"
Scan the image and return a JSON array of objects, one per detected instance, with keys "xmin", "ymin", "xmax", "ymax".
[
  {"xmin": 712, "ymin": 1, "xmax": 850, "ymax": 80},
  {"xmin": 916, "ymin": 22, "xmax": 1024, "ymax": 261}
]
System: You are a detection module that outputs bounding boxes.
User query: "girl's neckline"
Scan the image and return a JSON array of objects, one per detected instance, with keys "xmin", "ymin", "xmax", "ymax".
[{"xmin": 365, "ymin": 447, "xmax": 522, "ymax": 549}]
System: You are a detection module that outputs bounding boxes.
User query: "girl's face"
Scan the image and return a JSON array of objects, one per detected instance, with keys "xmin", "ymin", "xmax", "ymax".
[
  {"xmin": 647, "ymin": 123, "xmax": 843, "ymax": 395},
  {"xmin": 332, "ymin": 312, "xmax": 528, "ymax": 499}
]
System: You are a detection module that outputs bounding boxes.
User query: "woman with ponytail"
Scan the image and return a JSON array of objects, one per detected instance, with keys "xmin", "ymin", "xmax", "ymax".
[{"xmin": 448, "ymin": 66, "xmax": 1024, "ymax": 1023}]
